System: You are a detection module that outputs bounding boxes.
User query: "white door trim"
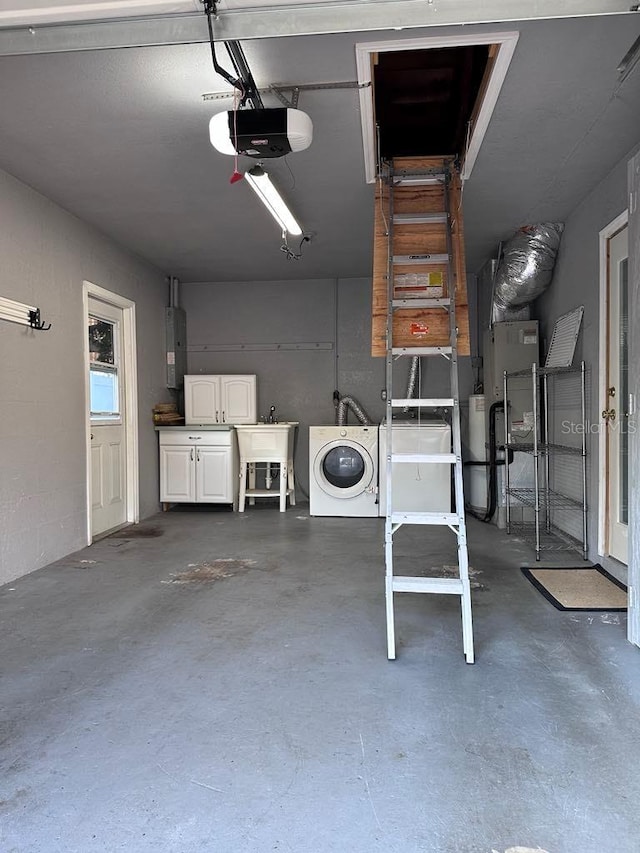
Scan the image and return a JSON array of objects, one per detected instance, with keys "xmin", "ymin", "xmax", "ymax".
[
  {"xmin": 83, "ymin": 281, "xmax": 139, "ymax": 544},
  {"xmin": 597, "ymin": 210, "xmax": 628, "ymax": 557},
  {"xmin": 355, "ymin": 30, "xmax": 520, "ymax": 184}
]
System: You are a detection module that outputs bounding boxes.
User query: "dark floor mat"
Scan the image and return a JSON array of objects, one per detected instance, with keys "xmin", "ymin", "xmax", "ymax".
[{"xmin": 521, "ymin": 564, "xmax": 627, "ymax": 611}]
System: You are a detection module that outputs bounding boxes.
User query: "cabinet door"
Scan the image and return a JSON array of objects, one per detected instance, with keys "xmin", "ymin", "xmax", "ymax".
[
  {"xmin": 221, "ymin": 375, "xmax": 256, "ymax": 424},
  {"xmin": 160, "ymin": 446, "xmax": 196, "ymax": 502},
  {"xmin": 195, "ymin": 446, "xmax": 232, "ymax": 502},
  {"xmin": 184, "ymin": 376, "xmax": 222, "ymax": 424}
]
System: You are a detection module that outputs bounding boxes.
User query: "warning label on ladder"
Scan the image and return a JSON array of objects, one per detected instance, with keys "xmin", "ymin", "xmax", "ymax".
[{"xmin": 410, "ymin": 322, "xmax": 429, "ymax": 337}]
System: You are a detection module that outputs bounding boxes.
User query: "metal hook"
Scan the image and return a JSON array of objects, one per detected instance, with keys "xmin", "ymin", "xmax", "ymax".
[{"xmin": 28, "ymin": 308, "xmax": 51, "ymax": 331}]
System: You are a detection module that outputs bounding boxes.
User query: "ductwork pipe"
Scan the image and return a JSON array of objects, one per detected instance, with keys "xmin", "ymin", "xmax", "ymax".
[
  {"xmin": 336, "ymin": 395, "xmax": 374, "ymax": 426},
  {"xmin": 168, "ymin": 276, "xmax": 180, "ymax": 308},
  {"xmin": 402, "ymin": 356, "xmax": 420, "ymax": 413},
  {"xmin": 491, "ymin": 223, "xmax": 564, "ymax": 323}
]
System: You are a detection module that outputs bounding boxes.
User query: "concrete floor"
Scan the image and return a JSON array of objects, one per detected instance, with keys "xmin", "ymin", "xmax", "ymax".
[{"xmin": 1, "ymin": 507, "xmax": 639, "ymax": 853}]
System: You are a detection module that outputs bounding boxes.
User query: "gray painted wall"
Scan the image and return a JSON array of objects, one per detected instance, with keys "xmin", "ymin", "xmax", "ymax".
[
  {"xmin": 182, "ymin": 278, "xmax": 381, "ymax": 497},
  {"xmin": 535, "ymin": 141, "xmax": 640, "ymax": 582},
  {"xmin": 0, "ymin": 168, "xmax": 168, "ymax": 585},
  {"xmin": 181, "ymin": 277, "xmax": 473, "ymax": 496}
]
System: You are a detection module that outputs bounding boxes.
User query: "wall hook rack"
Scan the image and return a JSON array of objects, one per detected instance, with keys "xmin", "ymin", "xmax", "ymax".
[
  {"xmin": 0, "ymin": 296, "xmax": 52, "ymax": 331},
  {"xmin": 28, "ymin": 308, "xmax": 51, "ymax": 331}
]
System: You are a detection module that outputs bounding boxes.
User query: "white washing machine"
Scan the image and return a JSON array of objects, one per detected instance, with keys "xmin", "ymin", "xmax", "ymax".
[
  {"xmin": 309, "ymin": 425, "xmax": 379, "ymax": 517},
  {"xmin": 378, "ymin": 419, "xmax": 452, "ymax": 516}
]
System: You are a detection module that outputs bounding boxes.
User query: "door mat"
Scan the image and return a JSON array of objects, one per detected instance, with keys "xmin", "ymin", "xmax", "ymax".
[{"xmin": 521, "ymin": 565, "xmax": 627, "ymax": 611}]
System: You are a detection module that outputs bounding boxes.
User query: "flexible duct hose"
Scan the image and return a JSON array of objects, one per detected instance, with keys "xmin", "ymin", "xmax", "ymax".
[
  {"xmin": 336, "ymin": 395, "xmax": 374, "ymax": 426},
  {"xmin": 402, "ymin": 357, "xmax": 420, "ymax": 413}
]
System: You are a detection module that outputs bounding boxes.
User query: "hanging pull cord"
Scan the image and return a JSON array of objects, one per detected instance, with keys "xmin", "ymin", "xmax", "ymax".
[{"xmin": 203, "ymin": 0, "xmax": 245, "ymax": 103}]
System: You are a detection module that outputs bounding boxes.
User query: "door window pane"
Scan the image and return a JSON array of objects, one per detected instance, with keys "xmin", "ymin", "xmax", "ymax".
[
  {"xmin": 619, "ymin": 258, "xmax": 629, "ymax": 525},
  {"xmin": 89, "ymin": 315, "xmax": 120, "ymax": 419},
  {"xmin": 90, "ymin": 367, "xmax": 119, "ymax": 416},
  {"xmin": 89, "ymin": 318, "xmax": 115, "ymax": 365}
]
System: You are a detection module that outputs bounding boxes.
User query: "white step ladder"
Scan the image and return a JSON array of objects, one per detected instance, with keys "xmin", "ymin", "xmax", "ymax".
[{"xmin": 383, "ymin": 163, "xmax": 475, "ymax": 664}]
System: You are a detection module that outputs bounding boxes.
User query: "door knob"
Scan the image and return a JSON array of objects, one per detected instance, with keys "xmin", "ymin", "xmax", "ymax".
[
  {"xmin": 602, "ymin": 409, "xmax": 616, "ymax": 421},
  {"xmin": 608, "ymin": 386, "xmax": 616, "ymax": 398}
]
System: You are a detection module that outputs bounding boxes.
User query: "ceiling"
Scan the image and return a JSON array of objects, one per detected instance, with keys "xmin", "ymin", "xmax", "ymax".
[{"xmin": 0, "ymin": 12, "xmax": 638, "ymax": 282}]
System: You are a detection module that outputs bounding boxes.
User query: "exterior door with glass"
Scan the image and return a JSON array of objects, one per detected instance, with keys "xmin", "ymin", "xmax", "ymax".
[
  {"xmin": 606, "ymin": 225, "xmax": 629, "ymax": 564},
  {"xmin": 88, "ymin": 297, "xmax": 127, "ymax": 537}
]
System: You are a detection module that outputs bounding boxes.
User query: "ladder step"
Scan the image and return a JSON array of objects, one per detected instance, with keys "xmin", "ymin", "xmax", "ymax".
[
  {"xmin": 390, "ymin": 453, "xmax": 457, "ymax": 464},
  {"xmin": 393, "ymin": 174, "xmax": 446, "ymax": 186},
  {"xmin": 392, "ymin": 346, "xmax": 453, "ymax": 356},
  {"xmin": 391, "ymin": 511, "xmax": 461, "ymax": 526},
  {"xmin": 391, "ymin": 398, "xmax": 455, "ymax": 407},
  {"xmin": 393, "ymin": 212, "xmax": 448, "ymax": 225},
  {"xmin": 392, "ymin": 576, "xmax": 464, "ymax": 595},
  {"xmin": 392, "ymin": 298, "xmax": 450, "ymax": 310},
  {"xmin": 393, "ymin": 254, "xmax": 449, "ymax": 265}
]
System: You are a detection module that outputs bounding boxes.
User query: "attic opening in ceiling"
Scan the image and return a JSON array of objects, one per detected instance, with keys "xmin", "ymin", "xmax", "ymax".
[
  {"xmin": 356, "ymin": 33, "xmax": 520, "ymax": 183},
  {"xmin": 373, "ymin": 45, "xmax": 491, "ymax": 160}
]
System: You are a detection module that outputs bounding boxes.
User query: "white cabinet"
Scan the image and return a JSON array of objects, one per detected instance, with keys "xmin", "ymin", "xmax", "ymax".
[
  {"xmin": 184, "ymin": 375, "xmax": 256, "ymax": 425},
  {"xmin": 160, "ymin": 445, "xmax": 196, "ymax": 502},
  {"xmin": 222, "ymin": 376, "xmax": 256, "ymax": 424},
  {"xmin": 195, "ymin": 446, "xmax": 232, "ymax": 502},
  {"xmin": 184, "ymin": 377, "xmax": 222, "ymax": 426},
  {"xmin": 159, "ymin": 429, "xmax": 238, "ymax": 507}
]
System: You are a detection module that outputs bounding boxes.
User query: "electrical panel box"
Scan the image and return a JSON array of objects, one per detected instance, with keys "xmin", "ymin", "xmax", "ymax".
[
  {"xmin": 165, "ymin": 307, "xmax": 187, "ymax": 390},
  {"xmin": 483, "ymin": 320, "xmax": 539, "ymax": 444}
]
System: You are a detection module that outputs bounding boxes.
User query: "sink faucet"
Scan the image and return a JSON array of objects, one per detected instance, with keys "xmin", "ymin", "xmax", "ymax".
[{"xmin": 268, "ymin": 405, "xmax": 277, "ymax": 423}]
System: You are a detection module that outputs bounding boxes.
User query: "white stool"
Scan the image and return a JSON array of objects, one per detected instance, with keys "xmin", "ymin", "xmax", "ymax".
[{"xmin": 235, "ymin": 423, "xmax": 297, "ymax": 513}]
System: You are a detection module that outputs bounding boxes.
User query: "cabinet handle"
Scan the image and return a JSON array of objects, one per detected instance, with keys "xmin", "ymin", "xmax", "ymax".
[
  {"xmin": 215, "ymin": 410, "xmax": 219, "ymax": 423},
  {"xmin": 222, "ymin": 411, "xmax": 225, "ymax": 422},
  {"xmin": 190, "ymin": 448, "xmax": 194, "ymax": 461},
  {"xmin": 197, "ymin": 448, "xmax": 200, "ymax": 462},
  {"xmin": 188, "ymin": 436, "xmax": 201, "ymax": 440}
]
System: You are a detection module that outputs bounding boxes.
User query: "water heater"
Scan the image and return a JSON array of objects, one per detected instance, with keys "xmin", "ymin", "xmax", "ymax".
[{"xmin": 466, "ymin": 395, "xmax": 488, "ymax": 513}]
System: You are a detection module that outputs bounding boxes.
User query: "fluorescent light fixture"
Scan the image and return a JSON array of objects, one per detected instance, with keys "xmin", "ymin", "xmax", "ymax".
[{"xmin": 245, "ymin": 165, "xmax": 302, "ymax": 236}]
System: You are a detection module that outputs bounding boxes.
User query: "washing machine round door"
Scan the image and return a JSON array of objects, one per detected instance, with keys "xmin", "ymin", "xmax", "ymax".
[{"xmin": 314, "ymin": 439, "xmax": 375, "ymax": 499}]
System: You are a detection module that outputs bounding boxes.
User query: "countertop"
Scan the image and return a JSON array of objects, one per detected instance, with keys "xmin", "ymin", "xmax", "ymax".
[{"xmin": 154, "ymin": 424, "xmax": 234, "ymax": 431}]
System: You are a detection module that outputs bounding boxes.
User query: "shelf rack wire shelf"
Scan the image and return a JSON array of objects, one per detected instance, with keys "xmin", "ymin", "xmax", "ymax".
[{"xmin": 503, "ymin": 361, "xmax": 587, "ymax": 561}]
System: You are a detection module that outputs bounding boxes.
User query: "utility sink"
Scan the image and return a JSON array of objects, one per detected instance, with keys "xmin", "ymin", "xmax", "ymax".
[
  {"xmin": 234, "ymin": 422, "xmax": 298, "ymax": 459},
  {"xmin": 234, "ymin": 423, "xmax": 298, "ymax": 512}
]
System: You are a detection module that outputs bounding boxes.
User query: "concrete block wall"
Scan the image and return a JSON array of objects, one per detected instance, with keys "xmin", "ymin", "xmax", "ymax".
[
  {"xmin": 0, "ymin": 168, "xmax": 168, "ymax": 585},
  {"xmin": 181, "ymin": 278, "xmax": 474, "ymax": 496}
]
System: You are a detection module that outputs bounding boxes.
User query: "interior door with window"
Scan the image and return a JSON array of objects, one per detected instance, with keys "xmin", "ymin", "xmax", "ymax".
[
  {"xmin": 88, "ymin": 297, "xmax": 127, "ymax": 537},
  {"xmin": 606, "ymin": 225, "xmax": 629, "ymax": 564}
]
